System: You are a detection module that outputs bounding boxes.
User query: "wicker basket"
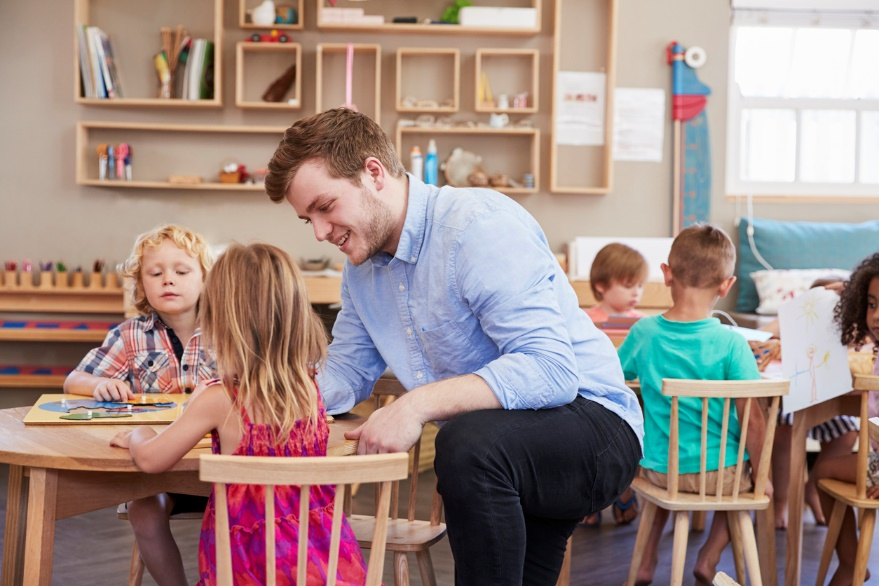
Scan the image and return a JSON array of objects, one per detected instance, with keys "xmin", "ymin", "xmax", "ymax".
[{"xmin": 749, "ymin": 339, "xmax": 781, "ymax": 372}]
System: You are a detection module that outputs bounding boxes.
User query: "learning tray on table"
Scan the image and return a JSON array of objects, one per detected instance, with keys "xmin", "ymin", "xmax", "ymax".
[{"xmin": 23, "ymin": 393, "xmax": 189, "ymax": 425}]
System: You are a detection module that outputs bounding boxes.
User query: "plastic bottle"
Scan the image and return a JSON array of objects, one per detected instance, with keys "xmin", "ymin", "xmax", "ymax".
[
  {"xmin": 409, "ymin": 145, "xmax": 423, "ymax": 182},
  {"xmin": 424, "ymin": 139, "xmax": 438, "ymax": 186}
]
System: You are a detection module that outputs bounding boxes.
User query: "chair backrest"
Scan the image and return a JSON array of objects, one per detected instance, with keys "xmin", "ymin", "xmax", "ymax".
[
  {"xmin": 853, "ymin": 374, "xmax": 879, "ymax": 499},
  {"xmin": 369, "ymin": 378, "xmax": 444, "ymax": 526},
  {"xmin": 200, "ymin": 452, "xmax": 409, "ymax": 586},
  {"xmin": 661, "ymin": 378, "xmax": 789, "ymax": 503}
]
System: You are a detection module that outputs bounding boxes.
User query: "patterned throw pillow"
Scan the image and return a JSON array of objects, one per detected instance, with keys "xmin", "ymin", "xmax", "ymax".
[{"xmin": 750, "ymin": 268, "xmax": 851, "ymax": 315}]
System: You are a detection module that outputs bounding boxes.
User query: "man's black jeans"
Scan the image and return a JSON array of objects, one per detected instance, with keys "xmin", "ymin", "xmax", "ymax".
[{"xmin": 435, "ymin": 395, "xmax": 641, "ymax": 585}]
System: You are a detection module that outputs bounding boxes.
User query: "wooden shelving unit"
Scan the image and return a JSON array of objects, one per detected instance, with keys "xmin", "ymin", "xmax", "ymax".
[
  {"xmin": 76, "ymin": 121, "xmax": 287, "ymax": 190},
  {"xmin": 73, "ymin": 0, "xmax": 224, "ymax": 107},
  {"xmin": 316, "ymin": 0, "xmax": 542, "ymax": 36},
  {"xmin": 396, "ymin": 126, "xmax": 540, "ymax": 195},
  {"xmin": 239, "ymin": 0, "xmax": 303, "ymax": 30},
  {"xmin": 316, "ymin": 43, "xmax": 382, "ymax": 125},
  {"xmin": 475, "ymin": 48, "xmax": 539, "ymax": 114},
  {"xmin": 396, "ymin": 48, "xmax": 460, "ymax": 113},
  {"xmin": 236, "ymin": 42, "xmax": 302, "ymax": 110}
]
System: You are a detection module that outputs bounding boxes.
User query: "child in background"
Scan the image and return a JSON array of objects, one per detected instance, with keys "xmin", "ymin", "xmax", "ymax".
[
  {"xmin": 581, "ymin": 242, "xmax": 647, "ymax": 527},
  {"xmin": 64, "ymin": 224, "xmax": 216, "ymax": 586},
  {"xmin": 585, "ymin": 242, "xmax": 649, "ymax": 324},
  {"xmin": 619, "ymin": 224, "xmax": 771, "ymax": 585},
  {"xmin": 110, "ymin": 243, "xmax": 369, "ymax": 585},
  {"xmin": 811, "ymin": 252, "xmax": 879, "ymax": 586}
]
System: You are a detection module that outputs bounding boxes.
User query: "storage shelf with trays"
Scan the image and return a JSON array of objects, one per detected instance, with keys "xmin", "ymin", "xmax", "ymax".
[
  {"xmin": 396, "ymin": 48, "xmax": 460, "ymax": 114},
  {"xmin": 73, "ymin": 0, "xmax": 224, "ymax": 108},
  {"xmin": 475, "ymin": 48, "xmax": 539, "ymax": 114},
  {"xmin": 76, "ymin": 121, "xmax": 287, "ymax": 191},
  {"xmin": 239, "ymin": 0, "xmax": 303, "ymax": 30},
  {"xmin": 316, "ymin": 0, "xmax": 542, "ymax": 36},
  {"xmin": 316, "ymin": 43, "xmax": 382, "ymax": 125},
  {"xmin": 396, "ymin": 126, "xmax": 540, "ymax": 195},
  {"xmin": 235, "ymin": 42, "xmax": 302, "ymax": 110}
]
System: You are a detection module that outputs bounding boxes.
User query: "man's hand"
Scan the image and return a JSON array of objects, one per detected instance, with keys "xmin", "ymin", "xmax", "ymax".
[
  {"xmin": 868, "ymin": 485, "xmax": 879, "ymax": 499},
  {"xmin": 94, "ymin": 379, "xmax": 134, "ymax": 402},
  {"xmin": 346, "ymin": 395, "xmax": 425, "ymax": 455},
  {"xmin": 110, "ymin": 430, "xmax": 133, "ymax": 449}
]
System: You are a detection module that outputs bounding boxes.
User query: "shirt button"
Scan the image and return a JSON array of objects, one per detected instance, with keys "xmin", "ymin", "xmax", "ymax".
[
  {"xmin": 147, "ymin": 360, "xmax": 153, "ymax": 367},
  {"xmin": 182, "ymin": 364, "xmax": 189, "ymax": 371},
  {"xmin": 416, "ymin": 372, "xmax": 424, "ymax": 379},
  {"xmin": 406, "ymin": 328, "xmax": 413, "ymax": 335},
  {"xmin": 398, "ymin": 284, "xmax": 405, "ymax": 291},
  {"xmin": 185, "ymin": 387, "xmax": 192, "ymax": 393},
  {"xmin": 410, "ymin": 256, "xmax": 416, "ymax": 262}
]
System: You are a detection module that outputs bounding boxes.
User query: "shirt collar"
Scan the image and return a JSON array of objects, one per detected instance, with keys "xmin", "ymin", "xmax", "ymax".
[{"xmin": 390, "ymin": 173, "xmax": 429, "ymax": 266}]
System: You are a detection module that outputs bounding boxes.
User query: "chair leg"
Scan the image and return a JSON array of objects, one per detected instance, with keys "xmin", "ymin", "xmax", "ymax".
[
  {"xmin": 727, "ymin": 511, "xmax": 746, "ymax": 585},
  {"xmin": 626, "ymin": 501, "xmax": 658, "ymax": 586},
  {"xmin": 555, "ymin": 536, "xmax": 572, "ymax": 586},
  {"xmin": 737, "ymin": 510, "xmax": 763, "ymax": 586},
  {"xmin": 415, "ymin": 550, "xmax": 437, "ymax": 586},
  {"xmin": 670, "ymin": 510, "xmax": 691, "ymax": 586},
  {"xmin": 692, "ymin": 510, "xmax": 707, "ymax": 532},
  {"xmin": 128, "ymin": 541, "xmax": 145, "ymax": 586},
  {"xmin": 393, "ymin": 551, "xmax": 409, "ymax": 586},
  {"xmin": 853, "ymin": 508, "xmax": 876, "ymax": 586},
  {"xmin": 816, "ymin": 500, "xmax": 846, "ymax": 586}
]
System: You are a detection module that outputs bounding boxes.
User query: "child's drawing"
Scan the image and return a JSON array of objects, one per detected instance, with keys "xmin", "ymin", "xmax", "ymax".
[{"xmin": 778, "ymin": 287, "xmax": 852, "ymax": 414}]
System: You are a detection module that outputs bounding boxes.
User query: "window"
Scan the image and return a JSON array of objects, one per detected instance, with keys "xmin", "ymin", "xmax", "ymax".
[{"xmin": 727, "ymin": 3, "xmax": 879, "ymax": 199}]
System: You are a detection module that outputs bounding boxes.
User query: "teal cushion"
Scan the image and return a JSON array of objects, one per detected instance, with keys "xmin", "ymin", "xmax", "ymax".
[{"xmin": 736, "ymin": 217, "xmax": 879, "ymax": 312}]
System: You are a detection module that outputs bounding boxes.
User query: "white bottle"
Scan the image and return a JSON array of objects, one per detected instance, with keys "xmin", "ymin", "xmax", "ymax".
[{"xmin": 409, "ymin": 145, "xmax": 423, "ymax": 182}]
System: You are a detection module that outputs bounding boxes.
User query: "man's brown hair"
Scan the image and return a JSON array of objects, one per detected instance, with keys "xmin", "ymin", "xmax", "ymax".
[
  {"xmin": 265, "ymin": 108, "xmax": 406, "ymax": 203},
  {"xmin": 589, "ymin": 243, "xmax": 649, "ymax": 300},
  {"xmin": 668, "ymin": 223, "xmax": 736, "ymax": 289}
]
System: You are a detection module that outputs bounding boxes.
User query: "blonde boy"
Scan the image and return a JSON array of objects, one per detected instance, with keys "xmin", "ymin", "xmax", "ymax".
[
  {"xmin": 586, "ymin": 243, "xmax": 649, "ymax": 324},
  {"xmin": 618, "ymin": 224, "xmax": 770, "ymax": 585},
  {"xmin": 64, "ymin": 224, "xmax": 216, "ymax": 586}
]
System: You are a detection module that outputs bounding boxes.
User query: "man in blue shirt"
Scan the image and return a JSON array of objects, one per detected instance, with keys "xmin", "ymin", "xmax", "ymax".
[{"xmin": 265, "ymin": 109, "xmax": 644, "ymax": 585}]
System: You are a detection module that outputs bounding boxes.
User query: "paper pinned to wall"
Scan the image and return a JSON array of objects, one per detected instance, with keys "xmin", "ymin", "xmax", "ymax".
[
  {"xmin": 778, "ymin": 287, "xmax": 852, "ymax": 414},
  {"xmin": 613, "ymin": 88, "xmax": 665, "ymax": 162},
  {"xmin": 555, "ymin": 72, "xmax": 606, "ymax": 146}
]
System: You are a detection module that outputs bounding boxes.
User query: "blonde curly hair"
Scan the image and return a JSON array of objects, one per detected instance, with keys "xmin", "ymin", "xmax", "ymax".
[{"xmin": 122, "ymin": 225, "xmax": 214, "ymax": 316}]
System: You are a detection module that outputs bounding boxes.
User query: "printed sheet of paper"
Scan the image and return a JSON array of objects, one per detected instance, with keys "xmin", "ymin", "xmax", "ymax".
[
  {"xmin": 613, "ymin": 88, "xmax": 665, "ymax": 162},
  {"xmin": 778, "ymin": 288, "xmax": 852, "ymax": 414},
  {"xmin": 555, "ymin": 72, "xmax": 606, "ymax": 146}
]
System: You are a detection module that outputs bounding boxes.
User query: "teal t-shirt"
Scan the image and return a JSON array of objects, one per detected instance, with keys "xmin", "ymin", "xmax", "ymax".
[{"xmin": 617, "ymin": 315, "xmax": 761, "ymax": 474}]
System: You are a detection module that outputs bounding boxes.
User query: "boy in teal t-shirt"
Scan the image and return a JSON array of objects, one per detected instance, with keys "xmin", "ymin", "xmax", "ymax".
[{"xmin": 618, "ymin": 224, "xmax": 766, "ymax": 586}]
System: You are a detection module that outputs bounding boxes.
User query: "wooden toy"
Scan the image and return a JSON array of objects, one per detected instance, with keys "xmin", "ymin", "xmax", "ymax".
[{"xmin": 24, "ymin": 393, "xmax": 189, "ymax": 425}]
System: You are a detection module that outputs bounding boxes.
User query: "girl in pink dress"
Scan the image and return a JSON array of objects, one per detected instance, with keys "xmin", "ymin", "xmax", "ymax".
[{"xmin": 111, "ymin": 242, "xmax": 368, "ymax": 585}]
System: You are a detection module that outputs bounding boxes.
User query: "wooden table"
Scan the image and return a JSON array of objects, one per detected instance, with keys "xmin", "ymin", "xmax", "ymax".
[
  {"xmin": 0, "ymin": 406, "xmax": 361, "ymax": 586},
  {"xmin": 784, "ymin": 375, "xmax": 879, "ymax": 586}
]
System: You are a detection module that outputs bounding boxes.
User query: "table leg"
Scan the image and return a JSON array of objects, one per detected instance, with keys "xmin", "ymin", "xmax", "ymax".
[
  {"xmin": 23, "ymin": 467, "xmax": 58, "ymax": 586},
  {"xmin": 785, "ymin": 415, "xmax": 808, "ymax": 586},
  {"xmin": 756, "ymin": 507, "xmax": 777, "ymax": 586},
  {"xmin": 2, "ymin": 465, "xmax": 28, "ymax": 586}
]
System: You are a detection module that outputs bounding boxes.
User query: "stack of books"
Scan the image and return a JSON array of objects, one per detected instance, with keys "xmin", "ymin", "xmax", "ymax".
[
  {"xmin": 77, "ymin": 25, "xmax": 123, "ymax": 99},
  {"xmin": 181, "ymin": 38, "xmax": 215, "ymax": 100}
]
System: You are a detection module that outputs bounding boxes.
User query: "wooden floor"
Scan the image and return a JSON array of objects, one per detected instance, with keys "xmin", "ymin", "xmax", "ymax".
[{"xmin": 1, "ymin": 463, "xmax": 877, "ymax": 585}]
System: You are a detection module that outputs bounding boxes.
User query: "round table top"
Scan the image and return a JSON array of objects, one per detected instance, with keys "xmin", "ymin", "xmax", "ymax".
[{"xmin": 0, "ymin": 407, "xmax": 360, "ymax": 473}]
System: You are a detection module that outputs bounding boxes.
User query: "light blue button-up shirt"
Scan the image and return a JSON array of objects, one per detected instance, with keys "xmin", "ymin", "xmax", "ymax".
[{"xmin": 317, "ymin": 177, "xmax": 644, "ymax": 447}]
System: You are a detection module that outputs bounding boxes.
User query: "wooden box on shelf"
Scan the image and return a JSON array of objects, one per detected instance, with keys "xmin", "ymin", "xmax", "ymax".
[
  {"xmin": 239, "ymin": 0, "xmax": 303, "ymax": 30},
  {"xmin": 475, "ymin": 48, "xmax": 539, "ymax": 114},
  {"xmin": 0, "ymin": 269, "xmax": 124, "ymax": 314},
  {"xmin": 550, "ymin": 0, "xmax": 617, "ymax": 194},
  {"xmin": 396, "ymin": 48, "xmax": 460, "ymax": 113},
  {"xmin": 396, "ymin": 125, "xmax": 540, "ymax": 196},
  {"xmin": 316, "ymin": 0, "xmax": 542, "ymax": 36},
  {"xmin": 76, "ymin": 121, "xmax": 287, "ymax": 191},
  {"xmin": 236, "ymin": 42, "xmax": 302, "ymax": 109},
  {"xmin": 73, "ymin": 0, "xmax": 223, "ymax": 108},
  {"xmin": 316, "ymin": 43, "xmax": 382, "ymax": 125}
]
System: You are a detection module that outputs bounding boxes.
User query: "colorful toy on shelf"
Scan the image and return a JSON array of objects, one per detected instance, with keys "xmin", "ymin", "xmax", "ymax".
[
  {"xmin": 249, "ymin": 30, "xmax": 289, "ymax": 43},
  {"xmin": 0, "ymin": 258, "xmax": 122, "ymax": 291}
]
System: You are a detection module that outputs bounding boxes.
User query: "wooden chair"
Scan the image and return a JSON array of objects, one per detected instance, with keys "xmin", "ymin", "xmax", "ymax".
[
  {"xmin": 625, "ymin": 378, "xmax": 789, "ymax": 586},
  {"xmin": 815, "ymin": 374, "xmax": 879, "ymax": 586},
  {"xmin": 200, "ymin": 452, "xmax": 409, "ymax": 586},
  {"xmin": 348, "ymin": 378, "xmax": 448, "ymax": 586}
]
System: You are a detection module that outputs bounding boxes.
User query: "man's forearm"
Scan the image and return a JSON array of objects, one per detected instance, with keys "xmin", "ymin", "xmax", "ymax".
[{"xmin": 405, "ymin": 374, "xmax": 502, "ymax": 423}]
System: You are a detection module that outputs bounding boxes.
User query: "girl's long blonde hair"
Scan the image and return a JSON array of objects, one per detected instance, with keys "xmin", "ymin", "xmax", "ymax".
[{"xmin": 199, "ymin": 243, "xmax": 328, "ymax": 441}]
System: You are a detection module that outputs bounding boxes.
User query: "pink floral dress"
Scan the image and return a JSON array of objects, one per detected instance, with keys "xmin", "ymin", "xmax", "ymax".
[{"xmin": 197, "ymin": 393, "xmax": 367, "ymax": 585}]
